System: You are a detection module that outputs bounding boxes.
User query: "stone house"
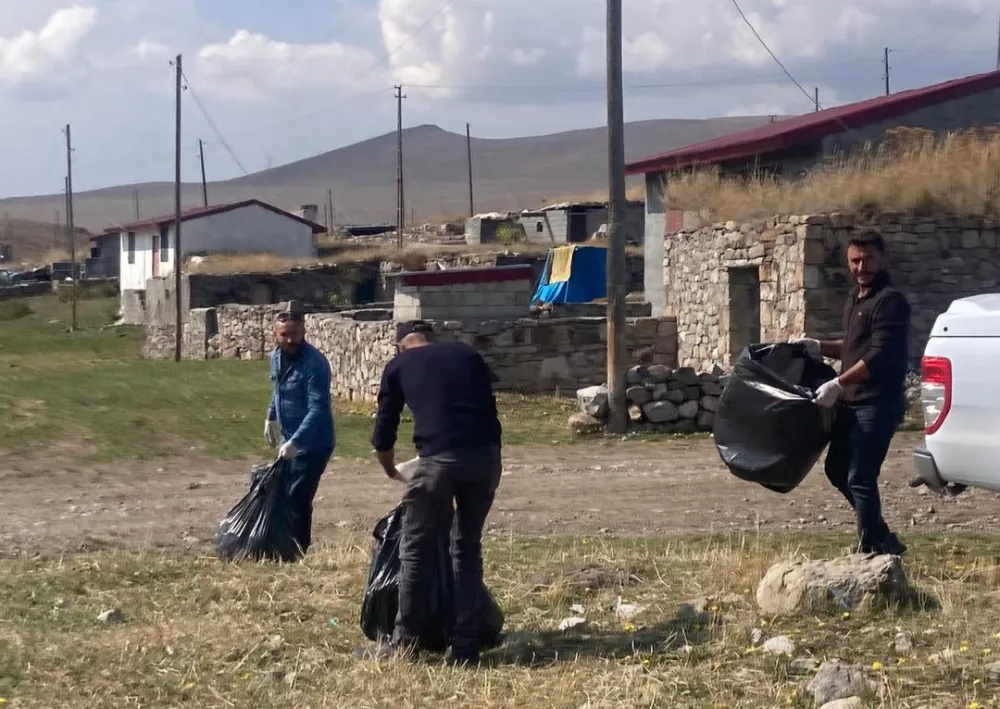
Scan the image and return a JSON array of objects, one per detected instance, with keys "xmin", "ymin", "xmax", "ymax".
[
  {"xmin": 665, "ymin": 213, "xmax": 1000, "ymax": 372},
  {"xmin": 517, "ymin": 200, "xmax": 645, "ymax": 245},
  {"xmin": 628, "ymin": 70, "xmax": 1000, "ymax": 316}
]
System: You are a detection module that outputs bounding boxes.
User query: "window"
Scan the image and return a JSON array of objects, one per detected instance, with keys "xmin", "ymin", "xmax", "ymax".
[
  {"xmin": 126, "ymin": 232, "xmax": 136, "ymax": 265},
  {"xmin": 159, "ymin": 227, "xmax": 169, "ymax": 262},
  {"xmin": 536, "ymin": 221, "xmax": 544, "ymax": 233}
]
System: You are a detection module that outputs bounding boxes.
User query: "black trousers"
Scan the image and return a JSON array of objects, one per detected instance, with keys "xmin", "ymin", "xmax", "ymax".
[
  {"xmin": 285, "ymin": 447, "xmax": 333, "ymax": 554},
  {"xmin": 824, "ymin": 398, "xmax": 904, "ymax": 551},
  {"xmin": 392, "ymin": 445, "xmax": 502, "ymax": 656}
]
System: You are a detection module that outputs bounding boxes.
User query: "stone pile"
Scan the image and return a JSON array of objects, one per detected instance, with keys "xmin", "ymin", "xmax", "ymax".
[{"xmin": 573, "ymin": 364, "xmax": 726, "ymax": 434}]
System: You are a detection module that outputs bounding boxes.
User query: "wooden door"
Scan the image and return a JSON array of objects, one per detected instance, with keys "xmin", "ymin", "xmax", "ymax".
[{"xmin": 151, "ymin": 234, "xmax": 160, "ymax": 277}]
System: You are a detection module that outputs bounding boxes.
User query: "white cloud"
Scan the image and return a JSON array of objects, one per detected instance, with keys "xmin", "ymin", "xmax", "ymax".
[
  {"xmin": 0, "ymin": 5, "xmax": 96, "ymax": 87},
  {"xmin": 193, "ymin": 29, "xmax": 385, "ymax": 100},
  {"xmin": 129, "ymin": 39, "xmax": 169, "ymax": 63}
]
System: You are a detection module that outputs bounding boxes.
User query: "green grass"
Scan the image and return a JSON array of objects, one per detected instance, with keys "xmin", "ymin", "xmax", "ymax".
[
  {"xmin": 0, "ymin": 295, "xmax": 577, "ymax": 461},
  {"xmin": 0, "ymin": 532, "xmax": 996, "ymax": 708}
]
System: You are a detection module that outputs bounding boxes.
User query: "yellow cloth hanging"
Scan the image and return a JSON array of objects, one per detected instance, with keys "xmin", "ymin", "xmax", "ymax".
[{"xmin": 548, "ymin": 246, "xmax": 574, "ymax": 283}]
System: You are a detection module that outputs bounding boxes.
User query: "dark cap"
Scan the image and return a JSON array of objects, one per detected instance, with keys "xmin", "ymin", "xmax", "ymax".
[
  {"xmin": 395, "ymin": 320, "xmax": 433, "ymax": 342},
  {"xmin": 275, "ymin": 300, "xmax": 305, "ymax": 323}
]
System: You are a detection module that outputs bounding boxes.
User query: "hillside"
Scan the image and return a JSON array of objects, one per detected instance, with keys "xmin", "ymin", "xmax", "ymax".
[
  {"xmin": 0, "ymin": 116, "xmax": 773, "ymax": 232},
  {"xmin": 0, "ymin": 217, "xmax": 90, "ymax": 264}
]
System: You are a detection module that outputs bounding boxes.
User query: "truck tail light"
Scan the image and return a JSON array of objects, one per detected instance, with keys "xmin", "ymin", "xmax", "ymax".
[{"xmin": 921, "ymin": 356, "xmax": 952, "ymax": 435}]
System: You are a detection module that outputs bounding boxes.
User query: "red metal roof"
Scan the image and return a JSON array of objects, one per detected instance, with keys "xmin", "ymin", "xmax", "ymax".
[
  {"xmin": 107, "ymin": 199, "xmax": 326, "ymax": 234},
  {"xmin": 626, "ymin": 71, "xmax": 1000, "ymax": 175}
]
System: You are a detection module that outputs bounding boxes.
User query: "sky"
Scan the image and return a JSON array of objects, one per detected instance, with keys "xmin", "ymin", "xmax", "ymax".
[{"xmin": 0, "ymin": 0, "xmax": 997, "ymax": 197}]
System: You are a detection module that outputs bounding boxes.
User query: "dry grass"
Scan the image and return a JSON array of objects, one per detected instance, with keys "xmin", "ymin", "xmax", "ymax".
[
  {"xmin": 186, "ymin": 243, "xmax": 554, "ymax": 275},
  {"xmin": 1, "ymin": 532, "xmax": 996, "ymax": 708},
  {"xmin": 538, "ymin": 184, "xmax": 647, "ymax": 207},
  {"xmin": 667, "ymin": 127, "xmax": 1000, "ymax": 222}
]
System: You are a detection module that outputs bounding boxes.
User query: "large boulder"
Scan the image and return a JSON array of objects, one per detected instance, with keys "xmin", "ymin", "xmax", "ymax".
[
  {"xmin": 626, "ymin": 386, "xmax": 651, "ymax": 405},
  {"xmin": 757, "ymin": 554, "xmax": 911, "ymax": 616},
  {"xmin": 642, "ymin": 401, "xmax": 679, "ymax": 424},
  {"xmin": 577, "ymin": 385, "xmax": 609, "ymax": 418},
  {"xmin": 568, "ymin": 412, "xmax": 602, "ymax": 435}
]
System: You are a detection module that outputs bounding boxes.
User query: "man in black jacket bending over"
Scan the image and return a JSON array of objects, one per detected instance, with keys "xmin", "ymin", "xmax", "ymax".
[{"xmin": 365, "ymin": 320, "xmax": 502, "ymax": 665}]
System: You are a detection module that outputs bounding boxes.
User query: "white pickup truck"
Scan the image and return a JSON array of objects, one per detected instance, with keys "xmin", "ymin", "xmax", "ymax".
[{"xmin": 912, "ymin": 293, "xmax": 1000, "ymax": 496}]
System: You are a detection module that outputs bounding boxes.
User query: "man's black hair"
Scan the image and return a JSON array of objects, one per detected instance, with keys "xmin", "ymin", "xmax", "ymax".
[
  {"xmin": 848, "ymin": 229, "xmax": 886, "ymax": 254},
  {"xmin": 395, "ymin": 320, "xmax": 434, "ymax": 342}
]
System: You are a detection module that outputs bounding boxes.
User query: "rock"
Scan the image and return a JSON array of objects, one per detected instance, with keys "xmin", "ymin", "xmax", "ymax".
[
  {"xmin": 665, "ymin": 389, "xmax": 685, "ymax": 404},
  {"xmin": 756, "ymin": 554, "xmax": 912, "ymax": 616},
  {"xmin": 650, "ymin": 383, "xmax": 669, "ymax": 401},
  {"xmin": 264, "ymin": 634, "xmax": 285, "ymax": 652},
  {"xmin": 791, "ymin": 657, "xmax": 820, "ymax": 673},
  {"xmin": 646, "ymin": 364, "xmax": 671, "ymax": 383},
  {"xmin": 626, "ymin": 386, "xmax": 651, "ymax": 405},
  {"xmin": 97, "ymin": 608, "xmax": 126, "ymax": 624},
  {"xmin": 577, "ymin": 385, "xmax": 609, "ymax": 418},
  {"xmin": 674, "ymin": 367, "xmax": 699, "ymax": 386},
  {"xmin": 628, "ymin": 405, "xmax": 644, "ymax": 423},
  {"xmin": 701, "ymin": 380, "xmax": 723, "ymax": 396},
  {"xmin": 893, "ymin": 632, "xmax": 913, "ymax": 655},
  {"xmin": 626, "ymin": 366, "xmax": 647, "ymax": 385},
  {"xmin": 684, "ymin": 386, "xmax": 701, "ymax": 400},
  {"xmin": 568, "ymin": 412, "xmax": 602, "ymax": 434},
  {"xmin": 750, "ymin": 628, "xmax": 766, "ymax": 646},
  {"xmin": 677, "ymin": 400, "xmax": 699, "ymax": 419},
  {"xmin": 642, "ymin": 401, "xmax": 679, "ymax": 424},
  {"xmin": 820, "ymin": 698, "xmax": 864, "ymax": 709},
  {"xmin": 697, "ymin": 411, "xmax": 715, "ymax": 430},
  {"xmin": 675, "ymin": 419, "xmax": 698, "ymax": 435},
  {"xmin": 986, "ymin": 661, "xmax": 1000, "ymax": 679},
  {"xmin": 806, "ymin": 662, "xmax": 876, "ymax": 705},
  {"xmin": 558, "ymin": 617, "xmax": 587, "ymax": 631},
  {"xmin": 761, "ymin": 635, "xmax": 796, "ymax": 655},
  {"xmin": 700, "ymin": 395, "xmax": 720, "ymax": 412}
]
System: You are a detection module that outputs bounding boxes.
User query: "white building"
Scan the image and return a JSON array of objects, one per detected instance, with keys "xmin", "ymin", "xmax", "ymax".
[{"xmin": 113, "ymin": 199, "xmax": 324, "ymax": 293}]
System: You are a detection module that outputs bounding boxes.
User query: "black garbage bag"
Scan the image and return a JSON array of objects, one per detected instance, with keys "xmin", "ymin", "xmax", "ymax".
[
  {"xmin": 360, "ymin": 504, "xmax": 505, "ymax": 652},
  {"xmin": 217, "ymin": 459, "xmax": 301, "ymax": 562},
  {"xmin": 713, "ymin": 342, "xmax": 838, "ymax": 494}
]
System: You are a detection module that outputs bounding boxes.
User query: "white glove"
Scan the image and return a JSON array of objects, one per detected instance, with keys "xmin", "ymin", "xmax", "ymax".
[
  {"xmin": 278, "ymin": 440, "xmax": 298, "ymax": 460},
  {"xmin": 814, "ymin": 378, "xmax": 843, "ymax": 408},
  {"xmin": 264, "ymin": 419, "xmax": 281, "ymax": 448},
  {"xmin": 793, "ymin": 338, "xmax": 822, "ymax": 360}
]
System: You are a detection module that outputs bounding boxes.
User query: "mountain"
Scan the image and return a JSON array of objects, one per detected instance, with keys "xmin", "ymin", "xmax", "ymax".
[{"xmin": 0, "ymin": 117, "xmax": 774, "ymax": 232}]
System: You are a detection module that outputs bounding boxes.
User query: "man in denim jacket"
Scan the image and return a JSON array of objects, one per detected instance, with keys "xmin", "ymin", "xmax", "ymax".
[{"xmin": 264, "ymin": 302, "xmax": 335, "ymax": 554}]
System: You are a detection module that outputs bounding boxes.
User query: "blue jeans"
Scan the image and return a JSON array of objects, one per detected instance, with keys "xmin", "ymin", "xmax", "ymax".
[
  {"xmin": 824, "ymin": 398, "xmax": 905, "ymax": 550},
  {"xmin": 285, "ymin": 447, "xmax": 333, "ymax": 554}
]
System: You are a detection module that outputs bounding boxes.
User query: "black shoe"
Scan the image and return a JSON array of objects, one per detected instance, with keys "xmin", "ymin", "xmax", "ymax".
[
  {"xmin": 444, "ymin": 647, "xmax": 480, "ymax": 667},
  {"xmin": 858, "ymin": 533, "xmax": 907, "ymax": 557}
]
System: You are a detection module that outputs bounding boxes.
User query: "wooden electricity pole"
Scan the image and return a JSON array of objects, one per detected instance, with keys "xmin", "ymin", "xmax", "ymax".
[
  {"xmin": 198, "ymin": 139, "xmax": 208, "ymax": 207},
  {"xmin": 64, "ymin": 125, "xmax": 77, "ymax": 332},
  {"xmin": 327, "ymin": 187, "xmax": 335, "ymax": 229},
  {"xmin": 814, "ymin": 87, "xmax": 819, "ymax": 112},
  {"xmin": 605, "ymin": 0, "xmax": 627, "ymax": 434},
  {"xmin": 173, "ymin": 54, "xmax": 183, "ymax": 362},
  {"xmin": 466, "ymin": 122, "xmax": 474, "ymax": 216},
  {"xmin": 395, "ymin": 85, "xmax": 406, "ymax": 249},
  {"xmin": 883, "ymin": 47, "xmax": 891, "ymax": 95}
]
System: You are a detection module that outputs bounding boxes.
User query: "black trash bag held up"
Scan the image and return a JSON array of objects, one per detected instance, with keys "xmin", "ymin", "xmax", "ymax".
[
  {"xmin": 217, "ymin": 459, "xmax": 302, "ymax": 562},
  {"xmin": 360, "ymin": 504, "xmax": 504, "ymax": 652},
  {"xmin": 713, "ymin": 342, "xmax": 838, "ymax": 494}
]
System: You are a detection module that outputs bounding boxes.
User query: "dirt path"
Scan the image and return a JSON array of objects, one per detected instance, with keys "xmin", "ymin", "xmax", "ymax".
[{"xmin": 2, "ymin": 433, "xmax": 999, "ymax": 558}]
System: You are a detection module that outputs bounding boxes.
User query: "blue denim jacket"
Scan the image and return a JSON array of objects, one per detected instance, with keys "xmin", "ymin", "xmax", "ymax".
[{"xmin": 267, "ymin": 342, "xmax": 335, "ymax": 455}]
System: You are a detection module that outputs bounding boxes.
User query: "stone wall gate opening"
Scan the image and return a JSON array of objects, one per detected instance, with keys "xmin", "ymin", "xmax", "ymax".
[{"xmin": 728, "ymin": 265, "xmax": 761, "ymax": 359}]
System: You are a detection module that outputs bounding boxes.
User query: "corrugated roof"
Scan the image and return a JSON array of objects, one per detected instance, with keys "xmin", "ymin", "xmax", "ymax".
[
  {"xmin": 626, "ymin": 71, "xmax": 1000, "ymax": 175},
  {"xmin": 106, "ymin": 199, "xmax": 327, "ymax": 234}
]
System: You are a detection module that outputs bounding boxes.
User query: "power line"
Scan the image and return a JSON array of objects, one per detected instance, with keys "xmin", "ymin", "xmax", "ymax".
[
  {"xmin": 180, "ymin": 69, "xmax": 249, "ymax": 175},
  {"xmin": 727, "ymin": 0, "xmax": 817, "ymax": 109}
]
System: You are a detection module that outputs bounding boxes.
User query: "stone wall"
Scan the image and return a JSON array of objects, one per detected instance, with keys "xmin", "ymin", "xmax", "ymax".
[
  {"xmin": 142, "ymin": 304, "xmax": 679, "ymax": 402},
  {"xmin": 0, "ymin": 282, "xmax": 50, "ymax": 300},
  {"xmin": 393, "ymin": 266, "xmax": 534, "ymax": 322},
  {"xmin": 664, "ymin": 217, "xmax": 805, "ymax": 370},
  {"xmin": 664, "ymin": 212, "xmax": 1000, "ymax": 371}
]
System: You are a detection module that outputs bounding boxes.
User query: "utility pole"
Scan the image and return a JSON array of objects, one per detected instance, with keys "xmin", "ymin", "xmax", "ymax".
[
  {"xmin": 394, "ymin": 85, "xmax": 406, "ymax": 249},
  {"xmin": 814, "ymin": 87, "xmax": 819, "ymax": 112},
  {"xmin": 64, "ymin": 125, "xmax": 77, "ymax": 332},
  {"xmin": 466, "ymin": 122, "xmax": 474, "ymax": 216},
  {"xmin": 883, "ymin": 47, "xmax": 890, "ymax": 95},
  {"xmin": 996, "ymin": 8, "xmax": 1000, "ymax": 70},
  {"xmin": 198, "ymin": 139, "xmax": 208, "ymax": 207},
  {"xmin": 173, "ymin": 54, "xmax": 183, "ymax": 362},
  {"xmin": 53, "ymin": 207, "xmax": 60, "ymax": 247},
  {"xmin": 327, "ymin": 188, "xmax": 335, "ymax": 230},
  {"xmin": 605, "ymin": 0, "xmax": 627, "ymax": 434},
  {"xmin": 133, "ymin": 189, "xmax": 140, "ymax": 219}
]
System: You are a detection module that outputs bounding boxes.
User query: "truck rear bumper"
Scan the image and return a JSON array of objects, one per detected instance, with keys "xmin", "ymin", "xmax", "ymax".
[{"xmin": 913, "ymin": 447, "xmax": 947, "ymax": 492}]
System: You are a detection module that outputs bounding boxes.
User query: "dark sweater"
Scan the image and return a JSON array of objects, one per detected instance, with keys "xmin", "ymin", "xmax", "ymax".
[
  {"xmin": 841, "ymin": 272, "xmax": 911, "ymax": 404},
  {"xmin": 371, "ymin": 341, "xmax": 502, "ymax": 456}
]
